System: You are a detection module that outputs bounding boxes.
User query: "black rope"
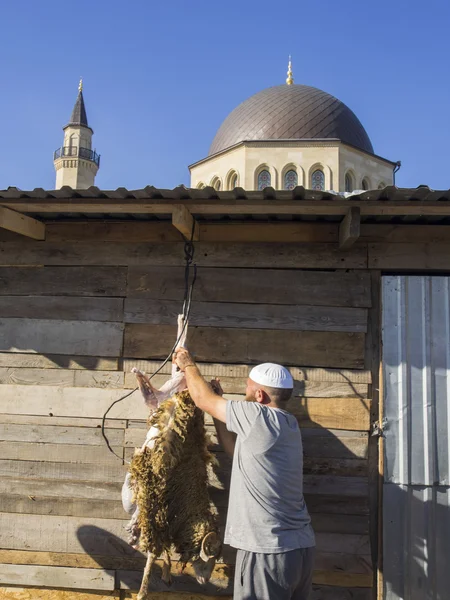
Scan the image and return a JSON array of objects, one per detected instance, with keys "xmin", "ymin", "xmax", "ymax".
[{"xmin": 101, "ymin": 222, "xmax": 197, "ymax": 462}]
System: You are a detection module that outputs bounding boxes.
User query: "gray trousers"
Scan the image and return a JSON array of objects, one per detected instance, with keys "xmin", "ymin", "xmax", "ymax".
[{"xmin": 234, "ymin": 547, "xmax": 315, "ymax": 600}]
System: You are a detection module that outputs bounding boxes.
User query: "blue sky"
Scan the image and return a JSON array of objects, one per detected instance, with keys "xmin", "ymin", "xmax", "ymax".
[{"xmin": 1, "ymin": 0, "xmax": 449, "ymax": 191}]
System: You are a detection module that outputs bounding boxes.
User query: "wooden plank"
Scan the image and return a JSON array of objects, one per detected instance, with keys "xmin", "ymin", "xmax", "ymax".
[
  {"xmin": 45, "ymin": 221, "xmax": 181, "ymax": 242},
  {"xmin": 0, "ymin": 353, "xmax": 118, "ymax": 370},
  {"xmin": 310, "ymin": 587, "xmax": 371, "ymax": 600},
  {"xmin": 0, "ymin": 547, "xmax": 371, "ymax": 576},
  {"xmin": 0, "ymin": 242, "xmax": 367, "ymax": 268},
  {"xmin": 304, "ymin": 457, "xmax": 368, "ymax": 477},
  {"xmin": 199, "ymin": 222, "xmax": 339, "ymax": 242},
  {"xmin": 0, "ymin": 296, "xmax": 123, "ymax": 321},
  {"xmin": 0, "ymin": 564, "xmax": 115, "ymax": 590},
  {"xmin": 124, "ymin": 325, "xmax": 366, "ymax": 368},
  {"xmin": 339, "ymin": 207, "xmax": 361, "ymax": 250},
  {"xmin": 0, "ymin": 385, "xmax": 147, "ymax": 419},
  {"xmin": 361, "ymin": 223, "xmax": 450, "ymax": 243},
  {"xmin": 0, "ymin": 513, "xmax": 132, "ymax": 555},
  {"xmin": 124, "ymin": 299, "xmax": 368, "ymax": 333},
  {"xmin": 304, "ymin": 494, "xmax": 369, "ymax": 516},
  {"xmin": 0, "ymin": 459, "xmax": 126, "ymax": 483},
  {"xmin": 369, "ymin": 243, "xmax": 450, "ymax": 269},
  {"xmin": 311, "ymin": 513, "xmax": 369, "ymax": 534},
  {"xmin": 313, "ymin": 571, "xmax": 372, "ymax": 587},
  {"xmin": 0, "ymin": 423, "xmax": 124, "ymax": 446},
  {"xmin": 127, "ymin": 266, "xmax": 372, "ymax": 308},
  {"xmin": 0, "ymin": 367, "xmax": 124, "ymax": 388},
  {"xmin": 0, "ymin": 206, "xmax": 45, "ymax": 240},
  {"xmin": 171, "ymin": 204, "xmax": 199, "ymax": 241},
  {"xmin": 0, "ymin": 495, "xmax": 125, "ymax": 519},
  {"xmin": 0, "ymin": 414, "xmax": 126, "ymax": 428},
  {"xmin": 0, "ymin": 319, "xmax": 123, "ymax": 357},
  {"xmin": 0, "ymin": 588, "xmax": 119, "ymax": 600},
  {"xmin": 289, "ymin": 397, "xmax": 371, "ymax": 430},
  {"xmin": 0, "ymin": 266, "xmax": 127, "ymax": 296},
  {"xmin": 0, "ymin": 478, "xmax": 122, "ymax": 501},
  {"xmin": 3, "ymin": 195, "xmax": 450, "ymax": 216},
  {"xmin": 0, "ymin": 442, "xmax": 123, "ymax": 464},
  {"xmin": 124, "ymin": 372, "xmax": 369, "ymax": 399},
  {"xmin": 123, "ymin": 358, "xmax": 372, "ymax": 383}
]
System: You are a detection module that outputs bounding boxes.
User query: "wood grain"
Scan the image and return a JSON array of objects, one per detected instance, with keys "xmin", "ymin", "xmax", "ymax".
[
  {"xmin": 0, "ymin": 266, "xmax": 126, "ymax": 296},
  {"xmin": 0, "ymin": 442, "xmax": 123, "ymax": 464},
  {"xmin": 0, "ymin": 459, "xmax": 126, "ymax": 483},
  {"xmin": 0, "ymin": 319, "xmax": 124, "ymax": 357},
  {"xmin": 369, "ymin": 243, "xmax": 450, "ymax": 269},
  {"xmin": 0, "ymin": 588, "xmax": 119, "ymax": 600},
  {"xmin": 124, "ymin": 299, "xmax": 368, "ymax": 333},
  {"xmin": 0, "ymin": 478, "xmax": 122, "ymax": 501},
  {"xmin": 0, "ymin": 385, "xmax": 146, "ymax": 419},
  {"xmin": 45, "ymin": 221, "xmax": 181, "ymax": 242},
  {"xmin": 122, "ymin": 358, "xmax": 372, "ymax": 383},
  {"xmin": 0, "ymin": 367, "xmax": 124, "ymax": 388},
  {"xmin": 0, "ymin": 241, "xmax": 367, "ymax": 268},
  {"xmin": 0, "ymin": 564, "xmax": 114, "ymax": 590},
  {"xmin": 0, "ymin": 495, "xmax": 125, "ymax": 519},
  {"xmin": 0, "ymin": 414, "xmax": 126, "ymax": 428},
  {"xmin": 0, "ymin": 423, "xmax": 124, "ymax": 446},
  {"xmin": 124, "ymin": 324, "xmax": 366, "ymax": 368},
  {"xmin": 0, "ymin": 353, "xmax": 118, "ymax": 370},
  {"xmin": 0, "ymin": 296, "xmax": 123, "ymax": 321},
  {"xmin": 0, "ymin": 207, "xmax": 45, "ymax": 240},
  {"xmin": 361, "ymin": 223, "xmax": 450, "ymax": 243},
  {"xmin": 127, "ymin": 266, "xmax": 371, "ymax": 307}
]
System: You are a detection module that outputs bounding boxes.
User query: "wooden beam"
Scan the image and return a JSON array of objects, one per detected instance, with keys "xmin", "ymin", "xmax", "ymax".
[
  {"xmin": 340, "ymin": 207, "xmax": 361, "ymax": 250},
  {"xmin": 0, "ymin": 206, "xmax": 45, "ymax": 240},
  {"xmin": 171, "ymin": 204, "xmax": 199, "ymax": 240},
  {"xmin": 3, "ymin": 197, "xmax": 450, "ymax": 216}
]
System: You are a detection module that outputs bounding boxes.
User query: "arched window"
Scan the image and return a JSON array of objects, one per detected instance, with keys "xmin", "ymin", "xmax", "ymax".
[
  {"xmin": 311, "ymin": 170, "xmax": 325, "ymax": 191},
  {"xmin": 284, "ymin": 170, "xmax": 298, "ymax": 190},
  {"xmin": 361, "ymin": 178, "xmax": 370, "ymax": 191},
  {"xmin": 197, "ymin": 182, "xmax": 205, "ymax": 189},
  {"xmin": 257, "ymin": 170, "xmax": 271, "ymax": 190},
  {"xmin": 210, "ymin": 177, "xmax": 221, "ymax": 191},
  {"xmin": 226, "ymin": 171, "xmax": 239, "ymax": 190},
  {"xmin": 378, "ymin": 182, "xmax": 386, "ymax": 190},
  {"xmin": 345, "ymin": 173, "xmax": 353, "ymax": 193}
]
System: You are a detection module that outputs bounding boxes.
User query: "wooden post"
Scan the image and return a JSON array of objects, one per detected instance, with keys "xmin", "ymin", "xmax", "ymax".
[
  {"xmin": 339, "ymin": 206, "xmax": 360, "ymax": 250},
  {"xmin": 0, "ymin": 206, "xmax": 45, "ymax": 240},
  {"xmin": 172, "ymin": 204, "xmax": 199, "ymax": 241}
]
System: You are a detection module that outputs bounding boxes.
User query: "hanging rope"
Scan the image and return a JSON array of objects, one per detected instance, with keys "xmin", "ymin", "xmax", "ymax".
[{"xmin": 101, "ymin": 222, "xmax": 197, "ymax": 462}]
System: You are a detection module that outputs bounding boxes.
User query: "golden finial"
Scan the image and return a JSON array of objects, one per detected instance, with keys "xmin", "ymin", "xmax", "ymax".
[
  {"xmin": 286, "ymin": 56, "xmax": 294, "ymax": 85},
  {"xmin": 78, "ymin": 78, "xmax": 83, "ymax": 92}
]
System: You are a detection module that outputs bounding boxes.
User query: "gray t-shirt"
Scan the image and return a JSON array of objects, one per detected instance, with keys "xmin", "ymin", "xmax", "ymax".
[{"xmin": 224, "ymin": 400, "xmax": 315, "ymax": 553}]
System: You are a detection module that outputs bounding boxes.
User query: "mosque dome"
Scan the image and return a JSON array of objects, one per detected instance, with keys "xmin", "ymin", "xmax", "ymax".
[{"xmin": 209, "ymin": 84, "xmax": 374, "ymax": 156}]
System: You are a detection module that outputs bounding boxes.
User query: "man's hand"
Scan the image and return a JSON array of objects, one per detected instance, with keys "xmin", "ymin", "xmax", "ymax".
[{"xmin": 173, "ymin": 347, "xmax": 196, "ymax": 372}]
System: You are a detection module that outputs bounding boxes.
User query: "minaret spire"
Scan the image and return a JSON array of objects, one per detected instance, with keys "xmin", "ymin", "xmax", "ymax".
[
  {"xmin": 286, "ymin": 56, "xmax": 294, "ymax": 85},
  {"xmin": 53, "ymin": 80, "xmax": 100, "ymax": 189}
]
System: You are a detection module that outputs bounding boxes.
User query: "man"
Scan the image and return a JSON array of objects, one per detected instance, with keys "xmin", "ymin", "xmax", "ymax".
[{"xmin": 173, "ymin": 348, "xmax": 315, "ymax": 600}]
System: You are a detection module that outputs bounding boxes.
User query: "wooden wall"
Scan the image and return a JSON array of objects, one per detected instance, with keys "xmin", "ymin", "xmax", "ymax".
[{"xmin": 0, "ymin": 224, "xmax": 378, "ymax": 599}]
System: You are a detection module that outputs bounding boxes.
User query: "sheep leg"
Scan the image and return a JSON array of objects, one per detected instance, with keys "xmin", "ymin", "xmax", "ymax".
[
  {"xmin": 171, "ymin": 314, "xmax": 188, "ymax": 378},
  {"xmin": 161, "ymin": 549, "xmax": 172, "ymax": 585},
  {"xmin": 137, "ymin": 551, "xmax": 156, "ymax": 600}
]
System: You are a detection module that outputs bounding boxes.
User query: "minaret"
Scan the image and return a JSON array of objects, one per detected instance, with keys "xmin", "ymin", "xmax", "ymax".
[
  {"xmin": 286, "ymin": 56, "xmax": 294, "ymax": 85},
  {"xmin": 54, "ymin": 79, "xmax": 100, "ymax": 189}
]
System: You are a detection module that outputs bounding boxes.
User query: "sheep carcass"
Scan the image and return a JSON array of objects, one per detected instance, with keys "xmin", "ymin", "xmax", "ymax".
[{"xmin": 121, "ymin": 315, "xmax": 222, "ymax": 599}]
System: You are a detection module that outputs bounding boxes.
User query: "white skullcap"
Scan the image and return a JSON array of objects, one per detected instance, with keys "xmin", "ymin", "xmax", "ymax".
[{"xmin": 249, "ymin": 363, "xmax": 294, "ymax": 389}]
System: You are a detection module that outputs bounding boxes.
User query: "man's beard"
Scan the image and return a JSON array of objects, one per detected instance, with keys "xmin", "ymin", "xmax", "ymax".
[{"xmin": 244, "ymin": 391, "xmax": 257, "ymax": 402}]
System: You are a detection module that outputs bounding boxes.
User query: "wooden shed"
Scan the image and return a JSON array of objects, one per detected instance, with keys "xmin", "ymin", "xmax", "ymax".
[{"xmin": 0, "ymin": 184, "xmax": 449, "ymax": 600}]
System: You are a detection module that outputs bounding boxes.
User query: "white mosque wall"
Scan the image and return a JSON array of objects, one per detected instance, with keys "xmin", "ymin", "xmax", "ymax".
[
  {"xmin": 190, "ymin": 141, "xmax": 392, "ymax": 192},
  {"xmin": 339, "ymin": 145, "xmax": 393, "ymax": 191}
]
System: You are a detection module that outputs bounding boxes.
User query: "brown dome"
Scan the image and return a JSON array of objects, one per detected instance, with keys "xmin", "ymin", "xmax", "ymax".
[{"xmin": 209, "ymin": 84, "xmax": 374, "ymax": 156}]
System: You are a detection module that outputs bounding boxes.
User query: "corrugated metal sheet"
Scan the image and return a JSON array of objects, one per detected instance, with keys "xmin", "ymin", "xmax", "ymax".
[{"xmin": 382, "ymin": 275, "xmax": 450, "ymax": 600}]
